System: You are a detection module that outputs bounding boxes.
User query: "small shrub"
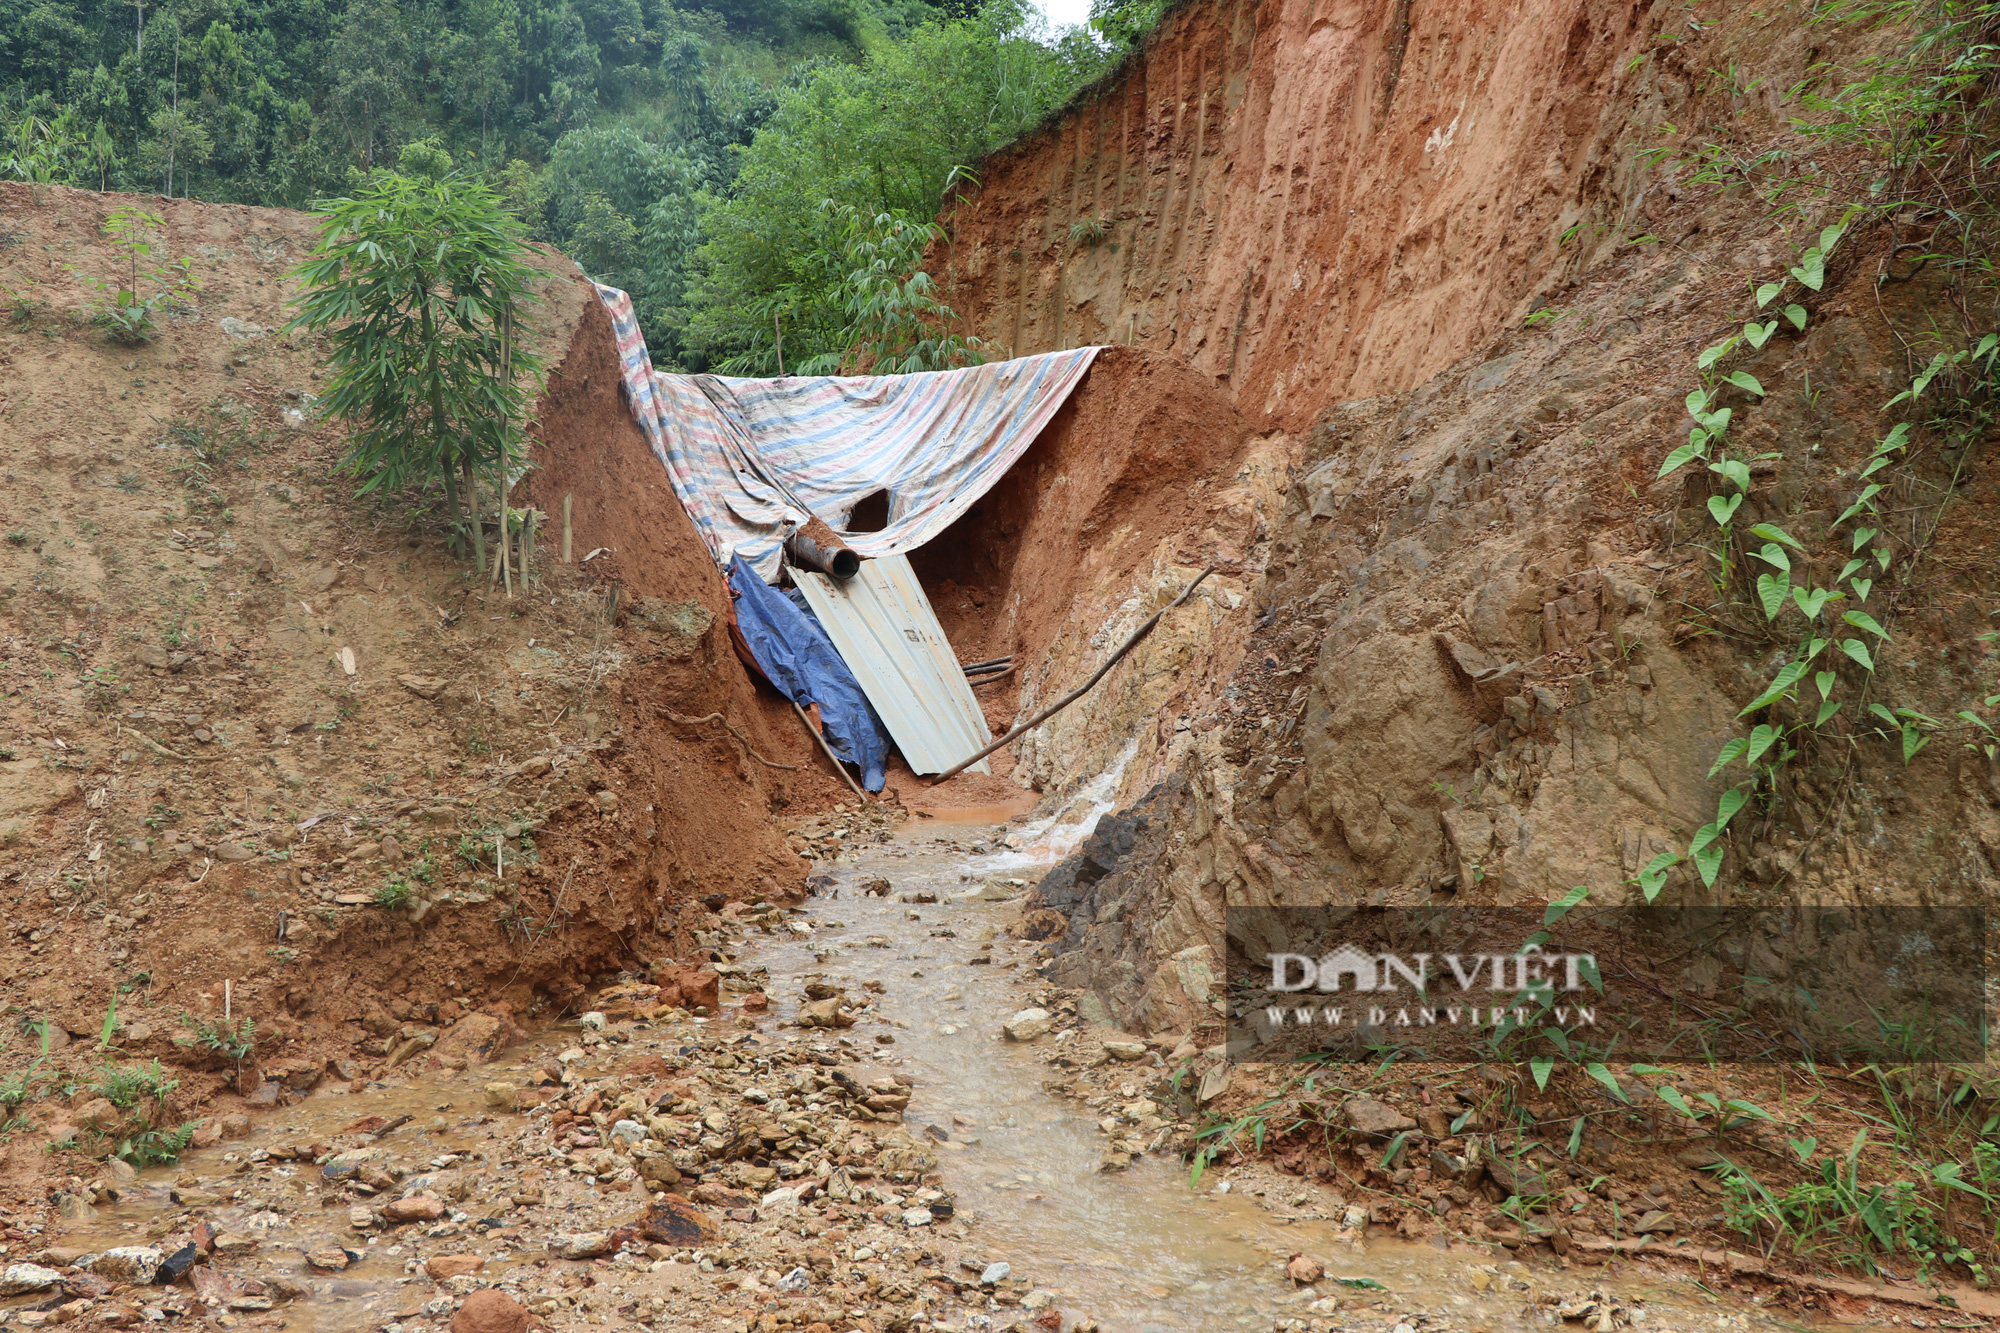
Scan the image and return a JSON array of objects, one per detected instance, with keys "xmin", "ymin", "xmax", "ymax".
[
  {"xmin": 94, "ymin": 1059, "xmax": 178, "ymax": 1109},
  {"xmin": 119, "ymin": 1120, "xmax": 196, "ymax": 1167},
  {"xmin": 374, "ymin": 878, "xmax": 412, "ymax": 910},
  {"xmin": 177, "ymin": 1014, "xmax": 256, "ymax": 1072},
  {"xmin": 74, "ymin": 208, "xmax": 199, "ymax": 346}
]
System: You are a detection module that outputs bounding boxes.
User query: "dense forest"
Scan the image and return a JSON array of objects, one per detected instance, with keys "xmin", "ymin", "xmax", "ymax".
[{"xmin": 0, "ymin": 0, "xmax": 1160, "ymax": 369}]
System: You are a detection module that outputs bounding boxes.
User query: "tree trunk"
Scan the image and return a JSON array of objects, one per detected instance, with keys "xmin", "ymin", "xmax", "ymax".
[{"xmin": 422, "ymin": 294, "xmax": 483, "ymax": 573}]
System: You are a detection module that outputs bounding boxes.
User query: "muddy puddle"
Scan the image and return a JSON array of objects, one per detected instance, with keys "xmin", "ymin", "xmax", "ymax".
[{"xmin": 42, "ymin": 800, "xmax": 1885, "ymax": 1333}]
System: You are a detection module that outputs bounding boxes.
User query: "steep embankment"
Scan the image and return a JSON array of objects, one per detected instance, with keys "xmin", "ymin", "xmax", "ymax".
[
  {"xmin": 941, "ymin": 0, "xmax": 1672, "ymax": 427},
  {"xmin": 0, "ymin": 185, "xmax": 828, "ymax": 1208},
  {"xmin": 945, "ymin": 0, "xmax": 2000, "ymax": 1032}
]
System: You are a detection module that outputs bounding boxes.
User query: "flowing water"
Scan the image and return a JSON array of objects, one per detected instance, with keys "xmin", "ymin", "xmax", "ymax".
[
  {"xmin": 754, "ymin": 811, "xmax": 1841, "ymax": 1333},
  {"xmin": 28, "ymin": 801, "xmax": 1884, "ymax": 1333}
]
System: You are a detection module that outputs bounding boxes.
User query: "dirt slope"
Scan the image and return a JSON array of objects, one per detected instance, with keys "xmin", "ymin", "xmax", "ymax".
[{"xmin": 0, "ymin": 184, "xmax": 826, "ymax": 1213}]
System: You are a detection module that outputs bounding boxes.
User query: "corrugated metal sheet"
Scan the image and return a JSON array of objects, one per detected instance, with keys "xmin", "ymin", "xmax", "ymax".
[{"xmin": 794, "ymin": 555, "xmax": 993, "ymax": 776}]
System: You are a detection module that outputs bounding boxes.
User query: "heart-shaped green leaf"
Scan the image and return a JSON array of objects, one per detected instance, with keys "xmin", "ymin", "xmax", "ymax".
[
  {"xmin": 1859, "ymin": 455, "xmax": 1892, "ymax": 478},
  {"xmin": 1843, "ymin": 609, "xmax": 1891, "ymax": 640},
  {"xmin": 1841, "ymin": 638, "xmax": 1875, "ymax": 671},
  {"xmin": 1805, "ymin": 637, "xmax": 1828, "ymax": 660},
  {"xmin": 1750, "ymin": 523, "xmax": 1804, "ymax": 550},
  {"xmin": 1744, "ymin": 724, "xmax": 1781, "ymax": 765},
  {"xmin": 1837, "ymin": 487, "xmax": 1886, "ymax": 526},
  {"xmin": 1689, "ymin": 824, "xmax": 1725, "ymax": 886},
  {"xmin": 1815, "ymin": 699, "xmax": 1842, "ymax": 725},
  {"xmin": 1659, "ymin": 441, "xmax": 1706, "ymax": 478},
  {"xmin": 1637, "ymin": 852, "xmax": 1679, "ymax": 902},
  {"xmin": 1741, "ymin": 661, "xmax": 1807, "ymax": 714},
  {"xmin": 1708, "ymin": 493, "xmax": 1743, "ymax": 526},
  {"xmin": 1756, "ymin": 281, "xmax": 1783, "ymax": 309},
  {"xmin": 1819, "ymin": 222, "xmax": 1846, "ymax": 253},
  {"xmin": 1657, "ymin": 1085, "xmax": 1699, "ymax": 1118},
  {"xmin": 1713, "ymin": 457, "xmax": 1751, "ymax": 490},
  {"xmin": 1708, "ymin": 737, "xmax": 1748, "ymax": 776},
  {"xmin": 1837, "ymin": 558, "xmax": 1865, "ymax": 583},
  {"xmin": 1743, "ymin": 320, "xmax": 1777, "ymax": 349},
  {"xmin": 1877, "ymin": 422, "xmax": 1911, "ymax": 454},
  {"xmin": 1717, "ymin": 786, "xmax": 1750, "ymax": 827},
  {"xmin": 1727, "ymin": 370, "xmax": 1765, "ymax": 396},
  {"xmin": 1876, "ymin": 546, "xmax": 1892, "ymax": 570},
  {"xmin": 1686, "ymin": 388, "xmax": 1712, "ymax": 417},
  {"xmin": 1851, "ymin": 577, "xmax": 1872, "ymax": 602},
  {"xmin": 1870, "ymin": 702, "xmax": 1901, "ymax": 728},
  {"xmin": 1852, "ymin": 526, "xmax": 1878, "ymax": 551},
  {"xmin": 1784, "ymin": 303, "xmax": 1808, "ymax": 330},
  {"xmin": 1815, "ymin": 670, "xmax": 1836, "ymax": 699},
  {"xmin": 1757, "ymin": 571, "xmax": 1790, "ymax": 620},
  {"xmin": 1697, "ymin": 338, "xmax": 1739, "ymax": 370},
  {"xmin": 1791, "ymin": 248, "xmax": 1826, "ymax": 290},
  {"xmin": 1753, "ymin": 542, "xmax": 1790, "ymax": 571},
  {"xmin": 1903, "ymin": 724, "xmax": 1928, "ymax": 765},
  {"xmin": 1792, "ymin": 586, "xmax": 1832, "ymax": 619}
]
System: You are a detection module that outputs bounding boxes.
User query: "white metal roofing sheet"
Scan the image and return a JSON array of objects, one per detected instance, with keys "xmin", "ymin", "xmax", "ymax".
[{"xmin": 793, "ymin": 554, "xmax": 993, "ymax": 776}]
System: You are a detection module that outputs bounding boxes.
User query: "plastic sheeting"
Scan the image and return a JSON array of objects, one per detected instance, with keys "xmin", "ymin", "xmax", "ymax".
[
  {"xmin": 599, "ymin": 284, "xmax": 1100, "ymax": 582},
  {"xmin": 726, "ymin": 557, "xmax": 890, "ymax": 792}
]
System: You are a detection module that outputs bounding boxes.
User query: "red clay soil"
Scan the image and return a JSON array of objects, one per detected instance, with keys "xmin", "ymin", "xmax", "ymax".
[
  {"xmin": 911, "ymin": 344, "xmax": 1259, "ymax": 717},
  {"xmin": 934, "ymin": 0, "xmax": 1669, "ymax": 432},
  {"xmin": 519, "ymin": 290, "xmax": 873, "ymax": 831}
]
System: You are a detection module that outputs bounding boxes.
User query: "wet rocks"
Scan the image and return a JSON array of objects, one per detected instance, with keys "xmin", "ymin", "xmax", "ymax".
[
  {"xmin": 797, "ymin": 997, "xmax": 854, "ymax": 1028},
  {"xmin": 636, "ymin": 1194, "xmax": 721, "ymax": 1246},
  {"xmin": 0, "ymin": 1264, "xmax": 64, "ymax": 1296},
  {"xmin": 380, "ymin": 1193, "xmax": 446, "ymax": 1223},
  {"xmin": 77, "ymin": 1248, "xmax": 164, "ymax": 1284},
  {"xmin": 451, "ymin": 1289, "xmax": 535, "ymax": 1333},
  {"xmin": 1002, "ymin": 1008, "xmax": 1054, "ymax": 1041},
  {"xmin": 424, "ymin": 1255, "xmax": 485, "ymax": 1280},
  {"xmin": 1286, "ymin": 1254, "xmax": 1325, "ymax": 1284},
  {"xmin": 548, "ymin": 1232, "xmax": 610, "ymax": 1260}
]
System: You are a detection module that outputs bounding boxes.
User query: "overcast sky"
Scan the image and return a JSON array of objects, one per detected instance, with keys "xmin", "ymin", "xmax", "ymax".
[{"xmin": 1032, "ymin": 0, "xmax": 1093, "ymax": 31}]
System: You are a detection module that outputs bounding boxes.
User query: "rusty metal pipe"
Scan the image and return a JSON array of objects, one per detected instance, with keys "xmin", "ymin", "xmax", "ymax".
[{"xmin": 787, "ymin": 520, "xmax": 861, "ymax": 581}]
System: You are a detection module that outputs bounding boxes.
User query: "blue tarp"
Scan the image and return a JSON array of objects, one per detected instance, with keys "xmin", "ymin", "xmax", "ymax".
[{"xmin": 727, "ymin": 556, "xmax": 890, "ymax": 791}]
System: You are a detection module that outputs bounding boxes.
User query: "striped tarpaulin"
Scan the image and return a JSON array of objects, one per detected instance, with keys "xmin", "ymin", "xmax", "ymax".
[{"xmin": 597, "ymin": 284, "xmax": 1101, "ymax": 582}]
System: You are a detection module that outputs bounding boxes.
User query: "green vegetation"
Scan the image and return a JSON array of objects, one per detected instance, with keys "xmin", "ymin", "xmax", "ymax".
[
  {"xmin": 73, "ymin": 206, "xmax": 200, "ymax": 344},
  {"xmin": 286, "ymin": 171, "xmax": 543, "ymax": 565},
  {"xmin": 93, "ymin": 1059, "xmax": 179, "ymax": 1108},
  {"xmin": 177, "ymin": 1013, "xmax": 256, "ymax": 1073},
  {"xmin": 5, "ymin": 0, "xmax": 1140, "ymax": 376}
]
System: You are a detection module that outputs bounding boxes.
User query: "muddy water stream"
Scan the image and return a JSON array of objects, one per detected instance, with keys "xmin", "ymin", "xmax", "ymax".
[
  {"xmin": 750, "ymin": 811, "xmax": 1827, "ymax": 1333},
  {"xmin": 41, "ymin": 804, "xmax": 1857, "ymax": 1333}
]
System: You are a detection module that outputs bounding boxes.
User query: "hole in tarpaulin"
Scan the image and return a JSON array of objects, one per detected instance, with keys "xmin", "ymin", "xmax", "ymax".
[{"xmin": 844, "ymin": 490, "xmax": 890, "ymax": 533}]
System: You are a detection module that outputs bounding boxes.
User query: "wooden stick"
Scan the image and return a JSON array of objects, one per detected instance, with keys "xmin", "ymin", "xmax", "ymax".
[
  {"xmin": 793, "ymin": 700, "xmax": 866, "ymax": 801},
  {"xmin": 499, "ymin": 311, "xmax": 515, "ymax": 599},
  {"xmin": 562, "ymin": 494, "xmax": 573, "ymax": 563},
  {"xmin": 932, "ymin": 566, "xmax": 1214, "ymax": 783},
  {"xmin": 968, "ymin": 664, "xmax": 1016, "ymax": 687}
]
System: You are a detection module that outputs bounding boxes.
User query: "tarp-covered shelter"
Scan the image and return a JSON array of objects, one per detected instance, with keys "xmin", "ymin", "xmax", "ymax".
[{"xmin": 597, "ymin": 284, "xmax": 1101, "ymax": 790}]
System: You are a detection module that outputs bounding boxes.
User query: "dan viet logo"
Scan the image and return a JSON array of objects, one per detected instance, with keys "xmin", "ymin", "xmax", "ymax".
[{"xmin": 1261, "ymin": 944, "xmax": 1599, "ymax": 1030}]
